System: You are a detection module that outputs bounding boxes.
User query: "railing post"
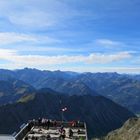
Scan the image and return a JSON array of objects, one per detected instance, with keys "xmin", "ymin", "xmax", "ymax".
[{"xmin": 84, "ymin": 122, "xmax": 88, "ymax": 140}]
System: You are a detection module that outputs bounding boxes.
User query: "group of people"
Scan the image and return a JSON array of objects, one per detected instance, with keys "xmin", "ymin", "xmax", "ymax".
[
  {"xmin": 31, "ymin": 118, "xmax": 82, "ymax": 129},
  {"xmin": 28, "ymin": 118, "xmax": 84, "ymax": 140},
  {"xmin": 59, "ymin": 126, "xmax": 66, "ymax": 139},
  {"xmin": 58, "ymin": 126, "xmax": 74, "ymax": 139},
  {"xmin": 38, "ymin": 118, "xmax": 51, "ymax": 130}
]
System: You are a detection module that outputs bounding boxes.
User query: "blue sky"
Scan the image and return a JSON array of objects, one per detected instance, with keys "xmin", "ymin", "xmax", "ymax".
[{"xmin": 0, "ymin": 0, "xmax": 140, "ymax": 73}]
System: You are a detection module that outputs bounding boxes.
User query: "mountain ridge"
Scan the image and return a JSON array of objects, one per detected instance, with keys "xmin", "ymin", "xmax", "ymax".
[{"xmin": 0, "ymin": 68, "xmax": 140, "ymax": 113}]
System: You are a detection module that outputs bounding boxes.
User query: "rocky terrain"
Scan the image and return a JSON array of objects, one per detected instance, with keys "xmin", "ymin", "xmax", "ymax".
[{"xmin": 101, "ymin": 117, "xmax": 140, "ymax": 140}]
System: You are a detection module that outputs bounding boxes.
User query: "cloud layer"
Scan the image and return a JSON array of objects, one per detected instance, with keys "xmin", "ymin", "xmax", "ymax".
[
  {"xmin": 0, "ymin": 32, "xmax": 60, "ymax": 45},
  {"xmin": 0, "ymin": 49, "xmax": 132, "ymax": 67}
]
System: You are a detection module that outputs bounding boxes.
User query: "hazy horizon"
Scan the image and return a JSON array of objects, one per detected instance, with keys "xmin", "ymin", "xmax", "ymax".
[{"xmin": 0, "ymin": 67, "xmax": 140, "ymax": 74}]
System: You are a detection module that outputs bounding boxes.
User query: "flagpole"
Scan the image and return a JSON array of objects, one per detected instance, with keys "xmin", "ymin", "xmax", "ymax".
[
  {"xmin": 61, "ymin": 107, "xmax": 67, "ymax": 123},
  {"xmin": 61, "ymin": 110, "xmax": 63, "ymax": 123},
  {"xmin": 59, "ymin": 100, "xmax": 63, "ymax": 124}
]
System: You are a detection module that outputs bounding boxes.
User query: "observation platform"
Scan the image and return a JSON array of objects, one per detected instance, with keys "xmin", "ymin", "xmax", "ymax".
[{"xmin": 9, "ymin": 119, "xmax": 88, "ymax": 140}]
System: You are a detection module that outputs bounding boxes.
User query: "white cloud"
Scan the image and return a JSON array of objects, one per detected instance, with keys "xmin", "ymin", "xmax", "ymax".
[
  {"xmin": 0, "ymin": 49, "xmax": 17, "ymax": 60},
  {"xmin": 0, "ymin": 49, "xmax": 132, "ymax": 67},
  {"xmin": 96, "ymin": 39, "xmax": 122, "ymax": 47},
  {"xmin": 0, "ymin": 49, "xmax": 138, "ymax": 73},
  {"xmin": 0, "ymin": 32, "xmax": 60, "ymax": 45},
  {"xmin": 85, "ymin": 52, "xmax": 131, "ymax": 63},
  {"xmin": 9, "ymin": 11, "xmax": 55, "ymax": 28},
  {"xmin": 0, "ymin": 1, "xmax": 54, "ymax": 28},
  {"xmin": 0, "ymin": 0, "xmax": 79, "ymax": 29},
  {"xmin": 0, "ymin": 32, "xmax": 36, "ymax": 44}
]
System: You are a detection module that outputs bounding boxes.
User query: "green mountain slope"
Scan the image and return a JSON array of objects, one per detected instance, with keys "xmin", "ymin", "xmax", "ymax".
[{"xmin": 0, "ymin": 78, "xmax": 35, "ymax": 105}]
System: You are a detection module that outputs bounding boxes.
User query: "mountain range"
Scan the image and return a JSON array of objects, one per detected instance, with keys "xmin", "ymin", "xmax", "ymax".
[
  {"xmin": 0, "ymin": 68, "xmax": 139, "ymax": 138},
  {"xmin": 0, "ymin": 68, "xmax": 140, "ymax": 113}
]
